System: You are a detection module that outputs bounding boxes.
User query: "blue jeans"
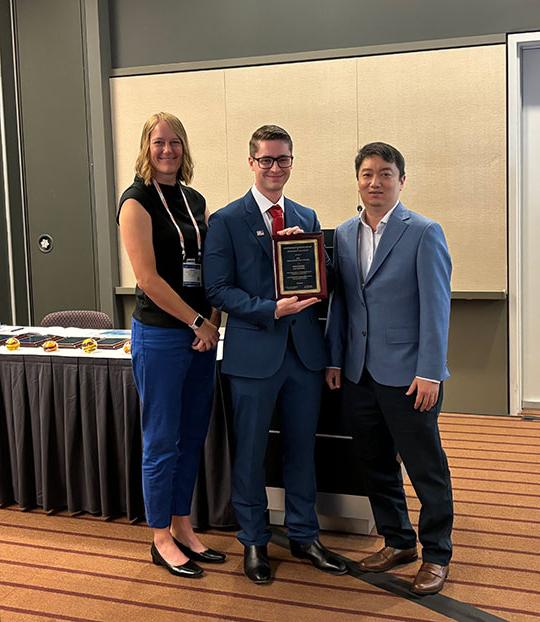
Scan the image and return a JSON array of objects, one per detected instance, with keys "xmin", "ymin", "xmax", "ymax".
[{"xmin": 131, "ymin": 318, "xmax": 216, "ymax": 528}]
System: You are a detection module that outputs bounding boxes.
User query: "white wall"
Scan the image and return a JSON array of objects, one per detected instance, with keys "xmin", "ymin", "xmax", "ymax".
[{"xmin": 521, "ymin": 46, "xmax": 540, "ymax": 407}]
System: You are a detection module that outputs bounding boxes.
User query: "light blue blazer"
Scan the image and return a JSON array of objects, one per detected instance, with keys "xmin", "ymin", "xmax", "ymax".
[
  {"xmin": 326, "ymin": 202, "xmax": 452, "ymax": 387},
  {"xmin": 204, "ymin": 190, "xmax": 327, "ymax": 379}
]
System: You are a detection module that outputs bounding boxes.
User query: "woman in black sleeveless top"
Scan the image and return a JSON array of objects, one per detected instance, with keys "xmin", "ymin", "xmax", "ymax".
[{"xmin": 118, "ymin": 112, "xmax": 225, "ymax": 577}]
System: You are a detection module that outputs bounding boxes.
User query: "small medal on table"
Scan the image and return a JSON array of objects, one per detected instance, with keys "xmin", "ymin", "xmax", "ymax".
[{"xmin": 272, "ymin": 232, "xmax": 327, "ymax": 300}]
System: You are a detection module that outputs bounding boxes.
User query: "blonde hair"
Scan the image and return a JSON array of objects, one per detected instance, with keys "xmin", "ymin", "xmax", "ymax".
[{"xmin": 135, "ymin": 112, "xmax": 194, "ymax": 185}]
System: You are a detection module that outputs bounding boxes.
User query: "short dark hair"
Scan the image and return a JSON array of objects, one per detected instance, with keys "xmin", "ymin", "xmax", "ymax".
[
  {"xmin": 354, "ymin": 142, "xmax": 405, "ymax": 179},
  {"xmin": 249, "ymin": 125, "xmax": 293, "ymax": 157}
]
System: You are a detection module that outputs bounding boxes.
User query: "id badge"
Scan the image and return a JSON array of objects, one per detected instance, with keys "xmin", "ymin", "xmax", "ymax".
[{"xmin": 183, "ymin": 259, "xmax": 202, "ymax": 287}]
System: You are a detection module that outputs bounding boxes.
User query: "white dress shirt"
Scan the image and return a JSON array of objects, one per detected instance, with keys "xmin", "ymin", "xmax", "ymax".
[
  {"xmin": 251, "ymin": 185, "xmax": 284, "ymax": 234},
  {"xmin": 358, "ymin": 201, "xmax": 399, "ymax": 279}
]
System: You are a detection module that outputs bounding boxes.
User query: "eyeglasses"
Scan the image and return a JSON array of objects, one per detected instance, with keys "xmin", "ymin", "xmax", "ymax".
[{"xmin": 252, "ymin": 155, "xmax": 294, "ymax": 169}]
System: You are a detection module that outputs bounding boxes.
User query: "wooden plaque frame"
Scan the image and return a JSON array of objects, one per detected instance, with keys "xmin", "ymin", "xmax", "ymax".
[{"xmin": 273, "ymin": 232, "xmax": 327, "ymax": 300}]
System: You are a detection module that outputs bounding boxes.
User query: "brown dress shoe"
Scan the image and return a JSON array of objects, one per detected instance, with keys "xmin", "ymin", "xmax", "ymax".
[
  {"xmin": 358, "ymin": 546, "xmax": 418, "ymax": 572},
  {"xmin": 411, "ymin": 562, "xmax": 449, "ymax": 595}
]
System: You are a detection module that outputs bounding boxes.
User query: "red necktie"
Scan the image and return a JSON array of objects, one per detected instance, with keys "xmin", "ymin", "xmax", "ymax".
[{"xmin": 268, "ymin": 205, "xmax": 284, "ymax": 235}]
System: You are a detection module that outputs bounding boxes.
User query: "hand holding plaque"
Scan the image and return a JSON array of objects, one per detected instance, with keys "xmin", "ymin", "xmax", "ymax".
[{"xmin": 273, "ymin": 232, "xmax": 327, "ymax": 300}]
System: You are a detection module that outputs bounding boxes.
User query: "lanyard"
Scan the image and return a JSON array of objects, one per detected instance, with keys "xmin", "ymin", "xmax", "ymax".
[{"xmin": 152, "ymin": 179, "xmax": 202, "ymax": 260}]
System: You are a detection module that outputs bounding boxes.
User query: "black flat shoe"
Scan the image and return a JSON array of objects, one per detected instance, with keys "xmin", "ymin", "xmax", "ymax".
[
  {"xmin": 244, "ymin": 544, "xmax": 272, "ymax": 584},
  {"xmin": 290, "ymin": 539, "xmax": 348, "ymax": 575},
  {"xmin": 172, "ymin": 537, "xmax": 227, "ymax": 564},
  {"xmin": 150, "ymin": 542, "xmax": 204, "ymax": 578}
]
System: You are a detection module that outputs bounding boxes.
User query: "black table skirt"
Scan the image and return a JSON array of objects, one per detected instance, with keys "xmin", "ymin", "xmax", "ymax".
[{"xmin": 0, "ymin": 354, "xmax": 236, "ymax": 528}]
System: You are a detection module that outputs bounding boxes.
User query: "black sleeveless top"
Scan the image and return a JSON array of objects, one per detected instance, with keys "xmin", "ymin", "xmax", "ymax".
[{"xmin": 117, "ymin": 176, "xmax": 211, "ymax": 328}]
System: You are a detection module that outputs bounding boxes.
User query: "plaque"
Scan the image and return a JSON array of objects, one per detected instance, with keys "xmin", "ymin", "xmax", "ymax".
[{"xmin": 273, "ymin": 232, "xmax": 328, "ymax": 300}]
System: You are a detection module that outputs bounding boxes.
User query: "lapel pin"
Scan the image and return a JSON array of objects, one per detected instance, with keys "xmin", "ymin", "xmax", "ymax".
[{"xmin": 256, "ymin": 230, "xmax": 265, "ymax": 236}]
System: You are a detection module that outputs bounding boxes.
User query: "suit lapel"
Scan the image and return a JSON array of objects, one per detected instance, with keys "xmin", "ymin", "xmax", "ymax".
[
  {"xmin": 243, "ymin": 190, "xmax": 273, "ymax": 260},
  {"xmin": 365, "ymin": 202, "xmax": 410, "ymax": 285},
  {"xmin": 344, "ymin": 217, "xmax": 363, "ymax": 296},
  {"xmin": 284, "ymin": 199, "xmax": 302, "ymax": 229}
]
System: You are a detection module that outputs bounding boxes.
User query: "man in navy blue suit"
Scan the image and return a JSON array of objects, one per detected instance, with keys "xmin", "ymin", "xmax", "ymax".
[
  {"xmin": 204, "ymin": 125, "xmax": 346, "ymax": 584},
  {"xmin": 326, "ymin": 142, "xmax": 453, "ymax": 595}
]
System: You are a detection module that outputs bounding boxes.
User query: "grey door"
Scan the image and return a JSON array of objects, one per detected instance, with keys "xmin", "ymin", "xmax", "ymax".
[{"xmin": 16, "ymin": 0, "xmax": 97, "ymax": 323}]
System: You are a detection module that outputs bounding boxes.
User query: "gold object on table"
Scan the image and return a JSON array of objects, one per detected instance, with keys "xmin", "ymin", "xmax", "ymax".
[
  {"xmin": 5, "ymin": 337, "xmax": 20, "ymax": 351},
  {"xmin": 42, "ymin": 340, "xmax": 58, "ymax": 352},
  {"xmin": 123, "ymin": 340, "xmax": 131, "ymax": 354},
  {"xmin": 81, "ymin": 338, "xmax": 98, "ymax": 353}
]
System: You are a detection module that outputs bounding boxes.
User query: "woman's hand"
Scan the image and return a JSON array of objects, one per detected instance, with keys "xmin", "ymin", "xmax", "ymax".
[{"xmin": 192, "ymin": 318, "xmax": 219, "ymax": 351}]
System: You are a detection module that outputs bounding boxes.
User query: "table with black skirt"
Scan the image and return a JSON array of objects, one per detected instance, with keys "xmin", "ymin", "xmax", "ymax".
[
  {"xmin": 0, "ymin": 328, "xmax": 369, "ymax": 531},
  {"xmin": 0, "ymin": 351, "xmax": 236, "ymax": 528}
]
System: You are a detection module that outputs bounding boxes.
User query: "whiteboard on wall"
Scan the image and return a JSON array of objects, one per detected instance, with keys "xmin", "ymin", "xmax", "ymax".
[{"xmin": 111, "ymin": 45, "xmax": 506, "ymax": 293}]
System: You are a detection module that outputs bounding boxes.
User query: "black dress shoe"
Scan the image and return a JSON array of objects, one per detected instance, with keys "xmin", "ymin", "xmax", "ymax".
[
  {"xmin": 151, "ymin": 542, "xmax": 204, "ymax": 578},
  {"xmin": 290, "ymin": 539, "xmax": 348, "ymax": 575},
  {"xmin": 172, "ymin": 537, "xmax": 227, "ymax": 564},
  {"xmin": 244, "ymin": 544, "xmax": 272, "ymax": 584}
]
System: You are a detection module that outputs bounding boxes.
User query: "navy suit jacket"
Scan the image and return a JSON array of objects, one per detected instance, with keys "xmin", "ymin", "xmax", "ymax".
[
  {"xmin": 326, "ymin": 202, "xmax": 452, "ymax": 387},
  {"xmin": 204, "ymin": 190, "xmax": 327, "ymax": 379}
]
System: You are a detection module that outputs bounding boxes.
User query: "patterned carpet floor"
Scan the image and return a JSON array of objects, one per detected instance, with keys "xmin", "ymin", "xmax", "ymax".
[{"xmin": 0, "ymin": 413, "xmax": 539, "ymax": 621}]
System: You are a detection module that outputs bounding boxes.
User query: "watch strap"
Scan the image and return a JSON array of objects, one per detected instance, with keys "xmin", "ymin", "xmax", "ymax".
[{"xmin": 189, "ymin": 314, "xmax": 205, "ymax": 330}]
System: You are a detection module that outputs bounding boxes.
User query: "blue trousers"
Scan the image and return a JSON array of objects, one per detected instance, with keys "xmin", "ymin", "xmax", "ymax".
[
  {"xmin": 131, "ymin": 318, "xmax": 216, "ymax": 528},
  {"xmin": 228, "ymin": 341, "xmax": 323, "ymax": 546}
]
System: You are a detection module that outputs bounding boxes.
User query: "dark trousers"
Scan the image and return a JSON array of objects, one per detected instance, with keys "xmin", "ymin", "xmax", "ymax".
[
  {"xmin": 131, "ymin": 318, "xmax": 216, "ymax": 528},
  {"xmin": 227, "ymin": 340, "xmax": 323, "ymax": 546},
  {"xmin": 343, "ymin": 370, "xmax": 453, "ymax": 565}
]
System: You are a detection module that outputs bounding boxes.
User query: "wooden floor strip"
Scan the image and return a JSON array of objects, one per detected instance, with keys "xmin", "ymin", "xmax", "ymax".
[
  {"xmin": 0, "ymin": 582, "xmax": 261, "ymax": 622},
  {"xmin": 443, "ymin": 445, "xmax": 540, "ymax": 456},
  {"xmin": 439, "ymin": 429, "xmax": 540, "ymax": 439},
  {"xmin": 424, "ymin": 485, "xmax": 540, "ymax": 498},
  {"xmin": 441, "ymin": 416, "xmax": 540, "ymax": 423},
  {"xmin": 442, "ymin": 478, "xmax": 540, "ymax": 494},
  {"xmin": 443, "ymin": 455, "xmax": 536, "ymax": 466},
  {"xmin": 0, "ymin": 580, "xmax": 437, "ymax": 622},
  {"xmin": 0, "ymin": 605, "xmax": 94, "ymax": 622},
  {"xmin": 451, "ymin": 526, "xmax": 540, "ymax": 540},
  {"xmin": 406, "ymin": 497, "xmax": 540, "ymax": 512}
]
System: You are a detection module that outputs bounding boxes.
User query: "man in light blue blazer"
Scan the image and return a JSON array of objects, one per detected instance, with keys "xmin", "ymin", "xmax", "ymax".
[
  {"xmin": 326, "ymin": 142, "xmax": 453, "ymax": 595},
  {"xmin": 204, "ymin": 125, "xmax": 346, "ymax": 584}
]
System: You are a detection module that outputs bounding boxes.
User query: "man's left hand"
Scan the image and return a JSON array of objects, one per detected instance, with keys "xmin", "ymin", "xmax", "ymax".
[
  {"xmin": 276, "ymin": 226, "xmax": 304, "ymax": 236},
  {"xmin": 405, "ymin": 377, "xmax": 439, "ymax": 412}
]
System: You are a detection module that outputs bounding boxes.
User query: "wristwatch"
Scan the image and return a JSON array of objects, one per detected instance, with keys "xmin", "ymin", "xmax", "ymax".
[{"xmin": 189, "ymin": 313, "xmax": 205, "ymax": 330}]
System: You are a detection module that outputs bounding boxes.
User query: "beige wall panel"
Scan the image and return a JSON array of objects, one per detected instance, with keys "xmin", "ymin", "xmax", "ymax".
[
  {"xmin": 356, "ymin": 45, "xmax": 506, "ymax": 292},
  {"xmin": 110, "ymin": 46, "xmax": 505, "ymax": 292},
  {"xmin": 223, "ymin": 60, "xmax": 358, "ymax": 226},
  {"xmin": 110, "ymin": 71, "xmax": 228, "ymax": 286}
]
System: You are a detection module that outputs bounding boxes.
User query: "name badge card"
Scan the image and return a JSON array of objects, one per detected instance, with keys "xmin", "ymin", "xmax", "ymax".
[{"xmin": 183, "ymin": 260, "xmax": 202, "ymax": 287}]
